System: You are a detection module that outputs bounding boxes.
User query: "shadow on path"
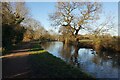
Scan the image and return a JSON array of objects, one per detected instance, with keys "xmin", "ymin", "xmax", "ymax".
[{"xmin": 2, "ymin": 42, "xmax": 37, "ymax": 78}]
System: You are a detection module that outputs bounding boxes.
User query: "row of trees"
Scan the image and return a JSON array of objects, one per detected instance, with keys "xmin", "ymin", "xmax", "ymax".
[
  {"xmin": 2, "ymin": 2, "xmax": 56, "ymax": 50},
  {"xmin": 2, "ymin": 2, "xmax": 27, "ymax": 49}
]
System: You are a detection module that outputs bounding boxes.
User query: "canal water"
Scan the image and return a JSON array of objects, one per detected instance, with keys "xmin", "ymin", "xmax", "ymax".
[{"xmin": 41, "ymin": 41, "xmax": 119, "ymax": 78}]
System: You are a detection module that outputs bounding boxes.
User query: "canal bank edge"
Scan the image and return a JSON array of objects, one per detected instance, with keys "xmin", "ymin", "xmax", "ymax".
[{"xmin": 27, "ymin": 42, "xmax": 95, "ymax": 78}]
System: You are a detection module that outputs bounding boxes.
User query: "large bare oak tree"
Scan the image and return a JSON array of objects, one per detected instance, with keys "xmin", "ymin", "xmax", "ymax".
[{"xmin": 49, "ymin": 2, "xmax": 102, "ymax": 43}]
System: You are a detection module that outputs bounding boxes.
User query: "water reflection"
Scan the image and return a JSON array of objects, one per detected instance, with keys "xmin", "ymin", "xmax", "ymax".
[
  {"xmin": 41, "ymin": 41, "xmax": 119, "ymax": 78},
  {"xmin": 70, "ymin": 41, "xmax": 80, "ymax": 67}
]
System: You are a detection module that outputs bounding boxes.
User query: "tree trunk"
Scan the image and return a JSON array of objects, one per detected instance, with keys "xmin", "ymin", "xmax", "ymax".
[{"xmin": 75, "ymin": 25, "xmax": 81, "ymax": 36}]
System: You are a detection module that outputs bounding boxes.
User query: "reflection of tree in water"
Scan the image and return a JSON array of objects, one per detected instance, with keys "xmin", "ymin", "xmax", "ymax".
[
  {"xmin": 58, "ymin": 41, "xmax": 80, "ymax": 67},
  {"xmin": 41, "ymin": 42, "xmax": 56, "ymax": 50},
  {"xmin": 70, "ymin": 40, "xmax": 80, "ymax": 67},
  {"xmin": 42, "ymin": 41, "xmax": 120, "ymax": 69},
  {"xmin": 59, "ymin": 43, "xmax": 72, "ymax": 62},
  {"xmin": 92, "ymin": 55, "xmax": 101, "ymax": 65}
]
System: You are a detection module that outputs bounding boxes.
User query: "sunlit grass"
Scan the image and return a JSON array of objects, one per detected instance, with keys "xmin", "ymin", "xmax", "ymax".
[
  {"xmin": 28, "ymin": 48, "xmax": 41, "ymax": 51},
  {"xmin": 28, "ymin": 43, "xmax": 48, "ymax": 54},
  {"xmin": 79, "ymin": 40, "xmax": 93, "ymax": 42},
  {"xmin": 30, "ymin": 50, "xmax": 47, "ymax": 54}
]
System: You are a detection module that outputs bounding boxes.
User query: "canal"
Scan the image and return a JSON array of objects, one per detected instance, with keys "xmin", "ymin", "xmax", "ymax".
[{"xmin": 41, "ymin": 41, "xmax": 119, "ymax": 78}]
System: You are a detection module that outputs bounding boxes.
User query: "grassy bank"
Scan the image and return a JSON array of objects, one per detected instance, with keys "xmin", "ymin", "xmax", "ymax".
[
  {"xmin": 28, "ymin": 43, "xmax": 94, "ymax": 78},
  {"xmin": 77, "ymin": 35, "xmax": 120, "ymax": 53}
]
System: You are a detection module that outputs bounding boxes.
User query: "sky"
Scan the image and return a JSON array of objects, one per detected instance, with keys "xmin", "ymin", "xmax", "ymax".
[
  {"xmin": 25, "ymin": 2, "xmax": 118, "ymax": 35},
  {"xmin": 26, "ymin": 2, "xmax": 56, "ymax": 31}
]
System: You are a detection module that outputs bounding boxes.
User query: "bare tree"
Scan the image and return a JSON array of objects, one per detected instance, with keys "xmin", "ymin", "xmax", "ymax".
[
  {"xmin": 14, "ymin": 2, "xmax": 29, "ymax": 18},
  {"xmin": 49, "ymin": 2, "xmax": 102, "ymax": 43},
  {"xmin": 84, "ymin": 14, "xmax": 116, "ymax": 37},
  {"xmin": 83, "ymin": 14, "xmax": 116, "ymax": 52},
  {"xmin": 2, "ymin": 2, "xmax": 14, "ymax": 24},
  {"xmin": 2, "ymin": 2, "xmax": 29, "ymax": 25},
  {"xmin": 13, "ymin": 2, "xmax": 29, "ymax": 25}
]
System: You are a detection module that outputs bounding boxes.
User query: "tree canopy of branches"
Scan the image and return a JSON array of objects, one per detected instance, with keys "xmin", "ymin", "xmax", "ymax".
[
  {"xmin": 49, "ymin": 2, "xmax": 102, "ymax": 43},
  {"xmin": 2, "ymin": 2, "xmax": 28, "ymax": 50}
]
